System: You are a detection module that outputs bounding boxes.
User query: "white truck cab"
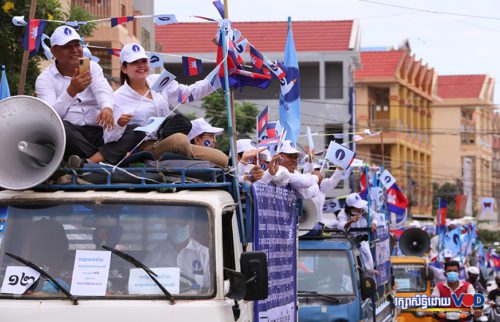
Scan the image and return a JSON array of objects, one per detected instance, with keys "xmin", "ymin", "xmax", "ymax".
[{"xmin": 0, "ymin": 188, "xmax": 267, "ymax": 322}]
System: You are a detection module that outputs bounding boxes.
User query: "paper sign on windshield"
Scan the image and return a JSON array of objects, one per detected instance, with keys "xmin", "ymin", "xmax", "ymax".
[
  {"xmin": 1, "ymin": 266, "xmax": 40, "ymax": 294},
  {"xmin": 128, "ymin": 267, "xmax": 180, "ymax": 295},
  {"xmin": 70, "ymin": 250, "xmax": 111, "ymax": 296}
]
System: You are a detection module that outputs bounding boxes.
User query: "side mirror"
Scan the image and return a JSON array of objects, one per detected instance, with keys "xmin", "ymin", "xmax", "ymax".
[
  {"xmin": 224, "ymin": 268, "xmax": 246, "ymax": 300},
  {"xmin": 240, "ymin": 251, "xmax": 268, "ymax": 301},
  {"xmin": 360, "ymin": 276, "xmax": 376, "ymax": 299}
]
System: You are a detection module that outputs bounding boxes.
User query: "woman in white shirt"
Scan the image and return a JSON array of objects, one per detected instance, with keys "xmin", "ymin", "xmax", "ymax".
[{"xmin": 107, "ymin": 43, "xmax": 228, "ymax": 167}]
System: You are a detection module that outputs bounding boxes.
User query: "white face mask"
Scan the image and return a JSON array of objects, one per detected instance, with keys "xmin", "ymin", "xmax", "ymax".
[{"xmin": 167, "ymin": 224, "xmax": 190, "ymax": 244}]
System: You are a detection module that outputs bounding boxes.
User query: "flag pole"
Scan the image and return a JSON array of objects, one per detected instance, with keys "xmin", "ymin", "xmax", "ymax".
[
  {"xmin": 220, "ymin": 10, "xmax": 246, "ymax": 245},
  {"xmin": 18, "ymin": 0, "xmax": 38, "ymax": 95}
]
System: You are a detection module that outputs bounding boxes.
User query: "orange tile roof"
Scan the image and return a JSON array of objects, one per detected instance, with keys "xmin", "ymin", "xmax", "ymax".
[
  {"xmin": 155, "ymin": 20, "xmax": 355, "ymax": 53},
  {"xmin": 355, "ymin": 50, "xmax": 406, "ymax": 79},
  {"xmin": 437, "ymin": 75, "xmax": 486, "ymax": 99}
]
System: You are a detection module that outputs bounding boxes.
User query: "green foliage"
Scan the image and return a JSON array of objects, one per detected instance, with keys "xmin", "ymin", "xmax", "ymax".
[
  {"xmin": 477, "ymin": 229, "xmax": 500, "ymax": 246},
  {"xmin": 0, "ymin": 0, "xmax": 95, "ymax": 95},
  {"xmin": 67, "ymin": 5, "xmax": 96, "ymax": 36},
  {"xmin": 201, "ymin": 91, "xmax": 259, "ymax": 153},
  {"xmin": 432, "ymin": 182, "xmax": 459, "ymax": 218}
]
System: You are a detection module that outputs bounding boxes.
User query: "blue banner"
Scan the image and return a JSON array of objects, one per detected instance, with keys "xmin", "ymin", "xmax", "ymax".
[
  {"xmin": 374, "ymin": 224, "xmax": 391, "ymax": 286},
  {"xmin": 253, "ymin": 182, "xmax": 297, "ymax": 322}
]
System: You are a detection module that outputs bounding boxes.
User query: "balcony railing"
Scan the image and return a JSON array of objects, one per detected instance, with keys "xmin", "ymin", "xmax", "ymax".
[{"xmin": 71, "ymin": 0, "xmax": 111, "ymax": 19}]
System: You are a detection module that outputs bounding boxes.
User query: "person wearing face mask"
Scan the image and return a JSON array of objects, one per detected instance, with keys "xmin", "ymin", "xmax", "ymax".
[
  {"xmin": 431, "ymin": 261, "xmax": 482, "ymax": 317},
  {"xmin": 466, "ymin": 266, "xmax": 486, "ymax": 294},
  {"xmin": 143, "ymin": 212, "xmax": 210, "ymax": 292},
  {"xmin": 36, "ymin": 26, "xmax": 143, "ymax": 166},
  {"xmin": 337, "ymin": 193, "xmax": 378, "ymax": 233},
  {"xmin": 106, "ymin": 43, "xmax": 228, "ymax": 167}
]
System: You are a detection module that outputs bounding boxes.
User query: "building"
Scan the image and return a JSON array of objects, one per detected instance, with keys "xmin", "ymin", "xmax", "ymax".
[
  {"xmin": 155, "ymin": 20, "xmax": 361, "ymax": 197},
  {"xmin": 71, "ymin": 0, "xmax": 142, "ymax": 85},
  {"xmin": 493, "ymin": 114, "xmax": 500, "ymax": 223},
  {"xmin": 354, "ymin": 48, "xmax": 435, "ymax": 216},
  {"xmin": 132, "ymin": 0, "xmax": 154, "ymax": 51},
  {"xmin": 433, "ymin": 75, "xmax": 496, "ymax": 217}
]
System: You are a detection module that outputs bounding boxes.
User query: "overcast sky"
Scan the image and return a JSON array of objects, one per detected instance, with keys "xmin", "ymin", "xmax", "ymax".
[{"xmin": 154, "ymin": 0, "xmax": 500, "ymax": 103}]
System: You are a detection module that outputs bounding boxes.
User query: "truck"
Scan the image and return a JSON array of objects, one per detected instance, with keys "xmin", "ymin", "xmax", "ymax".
[
  {"xmin": 0, "ymin": 166, "xmax": 270, "ymax": 322},
  {"xmin": 297, "ymin": 230, "xmax": 396, "ymax": 322}
]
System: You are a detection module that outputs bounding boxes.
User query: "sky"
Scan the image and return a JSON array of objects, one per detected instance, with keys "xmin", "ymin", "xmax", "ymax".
[{"xmin": 154, "ymin": 0, "xmax": 500, "ymax": 103}]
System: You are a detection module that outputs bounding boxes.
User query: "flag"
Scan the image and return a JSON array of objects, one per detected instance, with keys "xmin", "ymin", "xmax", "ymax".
[
  {"xmin": 1, "ymin": 65, "xmax": 10, "ymax": 100},
  {"xmin": 212, "ymin": 0, "xmax": 225, "ymax": 18},
  {"xmin": 107, "ymin": 48, "xmax": 121, "ymax": 57},
  {"xmin": 379, "ymin": 169, "xmax": 396, "ymax": 189},
  {"xmin": 266, "ymin": 121, "xmax": 282, "ymax": 139},
  {"xmin": 111, "ymin": 16, "xmax": 134, "ymax": 27},
  {"xmin": 151, "ymin": 69, "xmax": 176, "ymax": 93},
  {"xmin": 182, "ymin": 56, "xmax": 203, "ymax": 76},
  {"xmin": 325, "ymin": 141, "xmax": 356, "ymax": 170},
  {"xmin": 256, "ymin": 106, "xmax": 269, "ymax": 141},
  {"xmin": 178, "ymin": 91, "xmax": 193, "ymax": 104},
  {"xmin": 147, "ymin": 52, "xmax": 164, "ymax": 69},
  {"xmin": 153, "ymin": 14, "xmax": 177, "ymax": 25},
  {"xmin": 205, "ymin": 65, "xmax": 221, "ymax": 90},
  {"xmin": 386, "ymin": 183, "xmax": 408, "ymax": 215},
  {"xmin": 359, "ymin": 171, "xmax": 369, "ymax": 200},
  {"xmin": 481, "ymin": 197, "xmax": 495, "ymax": 217},
  {"xmin": 436, "ymin": 199, "xmax": 447, "ymax": 234},
  {"xmin": 443, "ymin": 226, "xmax": 461, "ymax": 258},
  {"xmin": 250, "ymin": 45, "xmax": 265, "ymax": 70},
  {"xmin": 22, "ymin": 19, "xmax": 46, "ymax": 56},
  {"xmin": 279, "ymin": 20, "xmax": 300, "ymax": 144},
  {"xmin": 455, "ymin": 194, "xmax": 466, "ymax": 214}
]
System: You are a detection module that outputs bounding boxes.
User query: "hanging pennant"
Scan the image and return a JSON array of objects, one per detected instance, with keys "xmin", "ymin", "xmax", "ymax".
[{"xmin": 147, "ymin": 52, "xmax": 164, "ymax": 69}]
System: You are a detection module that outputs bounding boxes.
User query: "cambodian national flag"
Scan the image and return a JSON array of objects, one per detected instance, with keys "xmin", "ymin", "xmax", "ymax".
[
  {"xmin": 178, "ymin": 91, "xmax": 194, "ymax": 104},
  {"xmin": 359, "ymin": 172, "xmax": 369, "ymax": 200},
  {"xmin": 111, "ymin": 16, "xmax": 134, "ymax": 27},
  {"xmin": 182, "ymin": 56, "xmax": 203, "ymax": 76},
  {"xmin": 256, "ymin": 106, "xmax": 269, "ymax": 141},
  {"xmin": 266, "ymin": 121, "xmax": 282, "ymax": 139},
  {"xmin": 386, "ymin": 183, "xmax": 409, "ymax": 215},
  {"xmin": 250, "ymin": 45, "xmax": 265, "ymax": 70},
  {"xmin": 23, "ymin": 19, "xmax": 46, "ymax": 56},
  {"xmin": 279, "ymin": 20, "xmax": 300, "ymax": 144},
  {"xmin": 107, "ymin": 48, "xmax": 121, "ymax": 57}
]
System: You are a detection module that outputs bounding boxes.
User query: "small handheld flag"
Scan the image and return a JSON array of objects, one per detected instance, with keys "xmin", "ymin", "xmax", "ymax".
[
  {"xmin": 178, "ymin": 91, "xmax": 194, "ymax": 104},
  {"xmin": 306, "ymin": 127, "xmax": 314, "ymax": 151},
  {"xmin": 153, "ymin": 14, "xmax": 177, "ymax": 25},
  {"xmin": 379, "ymin": 169, "xmax": 396, "ymax": 189},
  {"xmin": 256, "ymin": 106, "xmax": 269, "ymax": 141},
  {"xmin": 182, "ymin": 56, "xmax": 203, "ymax": 76},
  {"xmin": 151, "ymin": 69, "xmax": 176, "ymax": 92},
  {"xmin": 325, "ymin": 141, "xmax": 355, "ymax": 170},
  {"xmin": 148, "ymin": 52, "xmax": 164, "ymax": 69}
]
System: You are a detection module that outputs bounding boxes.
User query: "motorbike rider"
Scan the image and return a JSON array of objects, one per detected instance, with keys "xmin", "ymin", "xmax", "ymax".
[
  {"xmin": 487, "ymin": 274, "xmax": 500, "ymax": 306},
  {"xmin": 466, "ymin": 266, "xmax": 486, "ymax": 294},
  {"xmin": 431, "ymin": 261, "xmax": 482, "ymax": 319}
]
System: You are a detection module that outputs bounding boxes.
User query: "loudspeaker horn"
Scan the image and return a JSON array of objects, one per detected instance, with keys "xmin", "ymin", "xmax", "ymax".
[
  {"xmin": 399, "ymin": 227, "xmax": 430, "ymax": 257},
  {"xmin": 0, "ymin": 95, "xmax": 66, "ymax": 190},
  {"xmin": 298, "ymin": 199, "xmax": 320, "ymax": 237}
]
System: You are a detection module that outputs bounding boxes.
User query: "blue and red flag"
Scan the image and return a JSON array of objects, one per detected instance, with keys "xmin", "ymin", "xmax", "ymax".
[
  {"xmin": 359, "ymin": 172, "xmax": 369, "ymax": 200},
  {"xmin": 256, "ymin": 106, "xmax": 269, "ymax": 141},
  {"xmin": 111, "ymin": 16, "xmax": 134, "ymax": 28},
  {"xmin": 436, "ymin": 199, "xmax": 447, "ymax": 234},
  {"xmin": 182, "ymin": 56, "xmax": 203, "ymax": 76},
  {"xmin": 250, "ymin": 45, "xmax": 265, "ymax": 70},
  {"xmin": 107, "ymin": 48, "xmax": 121, "ymax": 57},
  {"xmin": 22, "ymin": 19, "xmax": 46, "ymax": 56},
  {"xmin": 178, "ymin": 91, "xmax": 194, "ymax": 104},
  {"xmin": 386, "ymin": 183, "xmax": 409, "ymax": 215},
  {"xmin": 266, "ymin": 121, "xmax": 281, "ymax": 139}
]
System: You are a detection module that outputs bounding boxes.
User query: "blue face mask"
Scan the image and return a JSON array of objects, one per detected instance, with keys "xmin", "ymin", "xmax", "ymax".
[
  {"xmin": 168, "ymin": 224, "xmax": 190, "ymax": 244},
  {"xmin": 446, "ymin": 271, "xmax": 459, "ymax": 283}
]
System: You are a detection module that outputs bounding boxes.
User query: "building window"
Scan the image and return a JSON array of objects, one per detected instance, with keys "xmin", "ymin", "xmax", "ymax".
[
  {"xmin": 368, "ymin": 87, "xmax": 390, "ymax": 128},
  {"xmin": 461, "ymin": 109, "xmax": 475, "ymax": 144},
  {"xmin": 325, "ymin": 62, "xmax": 343, "ymax": 99},
  {"xmin": 299, "ymin": 62, "xmax": 320, "ymax": 99},
  {"xmin": 324, "ymin": 124, "xmax": 344, "ymax": 147}
]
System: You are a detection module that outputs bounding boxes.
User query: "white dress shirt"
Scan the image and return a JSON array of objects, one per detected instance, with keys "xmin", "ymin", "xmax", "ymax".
[
  {"xmin": 35, "ymin": 61, "xmax": 114, "ymax": 126},
  {"xmin": 337, "ymin": 208, "xmax": 379, "ymax": 231},
  {"xmin": 105, "ymin": 74, "xmax": 213, "ymax": 143}
]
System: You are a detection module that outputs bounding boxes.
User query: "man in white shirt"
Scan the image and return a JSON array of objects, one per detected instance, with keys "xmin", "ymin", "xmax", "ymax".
[
  {"xmin": 36, "ymin": 26, "xmax": 144, "ymax": 165},
  {"xmin": 236, "ymin": 139, "xmax": 266, "ymax": 183}
]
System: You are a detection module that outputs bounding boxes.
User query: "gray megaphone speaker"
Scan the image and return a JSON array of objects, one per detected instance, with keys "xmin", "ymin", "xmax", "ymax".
[
  {"xmin": 298, "ymin": 199, "xmax": 320, "ymax": 237},
  {"xmin": 399, "ymin": 228, "xmax": 430, "ymax": 257},
  {"xmin": 0, "ymin": 95, "xmax": 65, "ymax": 190}
]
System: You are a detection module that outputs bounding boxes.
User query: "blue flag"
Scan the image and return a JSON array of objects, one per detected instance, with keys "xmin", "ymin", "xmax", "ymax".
[
  {"xmin": 279, "ymin": 19, "xmax": 300, "ymax": 144},
  {"xmin": 443, "ymin": 226, "xmax": 461, "ymax": 257},
  {"xmin": 1, "ymin": 65, "xmax": 10, "ymax": 100}
]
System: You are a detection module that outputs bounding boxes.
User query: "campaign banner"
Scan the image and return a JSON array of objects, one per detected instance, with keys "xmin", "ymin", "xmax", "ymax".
[
  {"xmin": 374, "ymin": 224, "xmax": 391, "ymax": 287},
  {"xmin": 253, "ymin": 182, "xmax": 297, "ymax": 322}
]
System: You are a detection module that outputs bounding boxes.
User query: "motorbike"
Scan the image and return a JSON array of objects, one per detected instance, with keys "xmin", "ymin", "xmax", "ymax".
[
  {"xmin": 434, "ymin": 310, "xmax": 488, "ymax": 322},
  {"xmin": 489, "ymin": 298, "xmax": 500, "ymax": 322}
]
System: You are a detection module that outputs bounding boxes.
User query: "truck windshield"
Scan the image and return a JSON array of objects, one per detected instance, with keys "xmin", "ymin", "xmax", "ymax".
[
  {"xmin": 393, "ymin": 264, "xmax": 427, "ymax": 292},
  {"xmin": 298, "ymin": 250, "xmax": 354, "ymax": 296},
  {"xmin": 0, "ymin": 203, "xmax": 214, "ymax": 299}
]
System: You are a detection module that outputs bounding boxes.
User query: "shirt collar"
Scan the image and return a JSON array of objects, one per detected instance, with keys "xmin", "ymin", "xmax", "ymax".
[{"xmin": 444, "ymin": 280, "xmax": 465, "ymax": 290}]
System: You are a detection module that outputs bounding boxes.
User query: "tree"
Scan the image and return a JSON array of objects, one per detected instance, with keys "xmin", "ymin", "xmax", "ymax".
[
  {"xmin": 1, "ymin": 0, "xmax": 95, "ymax": 95},
  {"xmin": 432, "ymin": 182, "xmax": 459, "ymax": 218},
  {"xmin": 201, "ymin": 91, "xmax": 259, "ymax": 153}
]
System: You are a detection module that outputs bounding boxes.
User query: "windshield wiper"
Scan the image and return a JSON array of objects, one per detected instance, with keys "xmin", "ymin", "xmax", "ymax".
[
  {"xmin": 101, "ymin": 245, "xmax": 175, "ymax": 304},
  {"xmin": 298, "ymin": 290, "xmax": 340, "ymax": 303},
  {"xmin": 5, "ymin": 252, "xmax": 78, "ymax": 305}
]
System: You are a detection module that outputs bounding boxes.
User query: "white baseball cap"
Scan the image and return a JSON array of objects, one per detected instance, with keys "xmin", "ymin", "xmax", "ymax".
[
  {"xmin": 120, "ymin": 43, "xmax": 148, "ymax": 63},
  {"xmin": 237, "ymin": 139, "xmax": 257, "ymax": 154},
  {"xmin": 467, "ymin": 266, "xmax": 480, "ymax": 275},
  {"xmin": 279, "ymin": 140, "xmax": 300, "ymax": 154},
  {"xmin": 444, "ymin": 249, "xmax": 453, "ymax": 258},
  {"xmin": 346, "ymin": 193, "xmax": 368, "ymax": 209},
  {"xmin": 50, "ymin": 26, "xmax": 81, "ymax": 47},
  {"xmin": 188, "ymin": 118, "xmax": 224, "ymax": 141},
  {"xmin": 259, "ymin": 149, "xmax": 271, "ymax": 162}
]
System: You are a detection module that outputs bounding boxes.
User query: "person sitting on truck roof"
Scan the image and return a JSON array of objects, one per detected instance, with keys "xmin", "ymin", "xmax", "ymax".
[
  {"xmin": 337, "ymin": 193, "xmax": 378, "ymax": 233},
  {"xmin": 236, "ymin": 139, "xmax": 267, "ymax": 183},
  {"xmin": 143, "ymin": 208, "xmax": 210, "ymax": 293},
  {"xmin": 36, "ymin": 26, "xmax": 146, "ymax": 167},
  {"xmin": 105, "ymin": 43, "xmax": 228, "ymax": 167}
]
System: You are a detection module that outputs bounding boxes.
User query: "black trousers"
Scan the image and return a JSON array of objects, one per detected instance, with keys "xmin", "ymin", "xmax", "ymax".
[{"xmin": 63, "ymin": 121, "xmax": 146, "ymax": 164}]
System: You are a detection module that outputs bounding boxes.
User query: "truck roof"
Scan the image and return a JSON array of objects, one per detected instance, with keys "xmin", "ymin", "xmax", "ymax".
[
  {"xmin": 299, "ymin": 237, "xmax": 352, "ymax": 251},
  {"xmin": 0, "ymin": 189, "xmax": 236, "ymax": 215}
]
